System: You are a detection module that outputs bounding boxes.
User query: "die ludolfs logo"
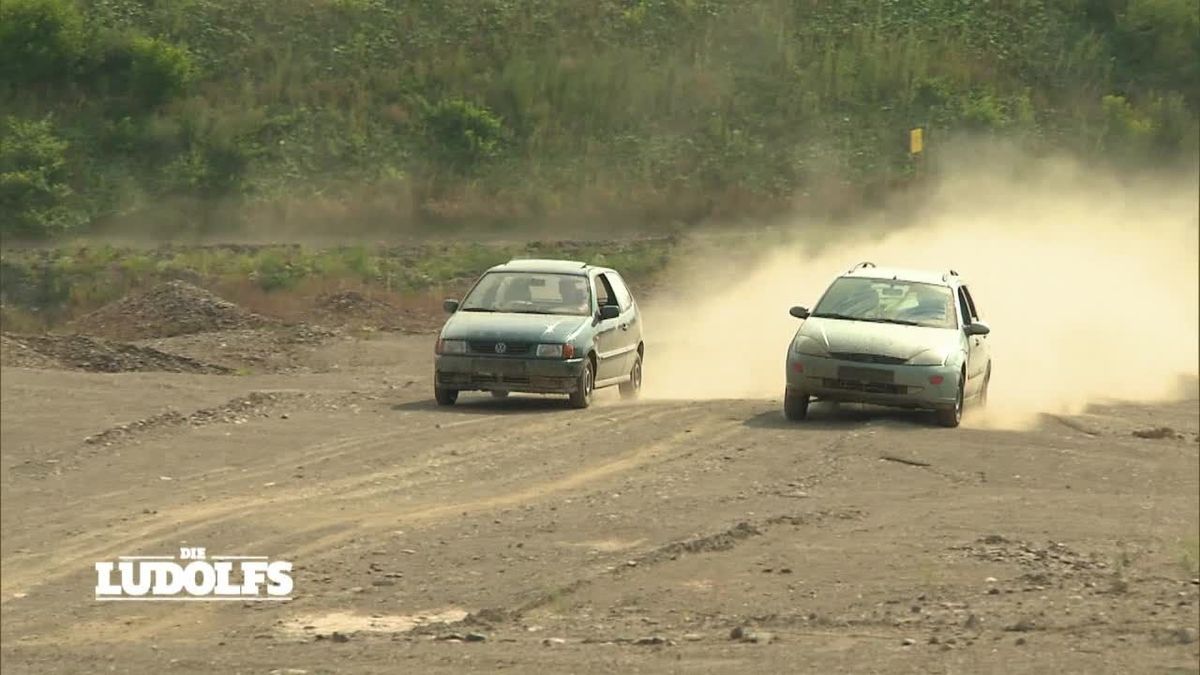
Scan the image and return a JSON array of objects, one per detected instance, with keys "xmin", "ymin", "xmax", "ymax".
[{"xmin": 95, "ymin": 547, "xmax": 293, "ymax": 601}]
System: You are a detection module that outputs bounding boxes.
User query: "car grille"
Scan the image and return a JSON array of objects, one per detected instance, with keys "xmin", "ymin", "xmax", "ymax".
[
  {"xmin": 437, "ymin": 372, "xmax": 572, "ymax": 390},
  {"xmin": 823, "ymin": 378, "xmax": 909, "ymax": 395},
  {"xmin": 830, "ymin": 352, "xmax": 908, "ymax": 365},
  {"xmin": 468, "ymin": 341, "xmax": 532, "ymax": 355}
]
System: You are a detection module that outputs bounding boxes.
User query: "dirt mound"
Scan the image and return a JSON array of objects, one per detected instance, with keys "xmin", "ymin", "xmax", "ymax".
[
  {"xmin": 136, "ymin": 324, "xmax": 339, "ymax": 373},
  {"xmin": 72, "ymin": 281, "xmax": 272, "ymax": 340},
  {"xmin": 0, "ymin": 335, "xmax": 63, "ymax": 369},
  {"xmin": 3, "ymin": 333, "xmax": 230, "ymax": 374},
  {"xmin": 318, "ymin": 290, "xmax": 395, "ymax": 316},
  {"xmin": 84, "ymin": 391, "xmax": 292, "ymax": 448},
  {"xmin": 314, "ymin": 290, "xmax": 404, "ymax": 329}
]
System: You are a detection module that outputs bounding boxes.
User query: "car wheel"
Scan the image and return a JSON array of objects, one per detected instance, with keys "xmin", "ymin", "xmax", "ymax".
[
  {"xmin": 434, "ymin": 386, "xmax": 459, "ymax": 406},
  {"xmin": 619, "ymin": 353, "xmax": 643, "ymax": 399},
  {"xmin": 936, "ymin": 373, "xmax": 964, "ymax": 427},
  {"xmin": 783, "ymin": 389, "xmax": 809, "ymax": 421},
  {"xmin": 568, "ymin": 358, "xmax": 594, "ymax": 409},
  {"xmin": 490, "ymin": 390, "xmax": 510, "ymax": 399}
]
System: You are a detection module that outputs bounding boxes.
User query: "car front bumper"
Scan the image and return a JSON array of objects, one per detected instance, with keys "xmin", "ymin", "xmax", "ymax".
[
  {"xmin": 435, "ymin": 355, "xmax": 585, "ymax": 394},
  {"xmin": 785, "ymin": 353, "xmax": 960, "ymax": 410}
]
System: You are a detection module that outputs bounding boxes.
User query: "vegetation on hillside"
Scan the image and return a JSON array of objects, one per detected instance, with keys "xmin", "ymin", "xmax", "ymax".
[
  {"xmin": 2, "ymin": 0, "xmax": 1197, "ymax": 240},
  {"xmin": 0, "ymin": 238, "xmax": 675, "ymax": 329}
]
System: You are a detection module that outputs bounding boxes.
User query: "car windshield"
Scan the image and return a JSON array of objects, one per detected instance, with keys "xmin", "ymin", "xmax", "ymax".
[
  {"xmin": 811, "ymin": 277, "xmax": 957, "ymax": 329},
  {"xmin": 460, "ymin": 272, "xmax": 593, "ymax": 316}
]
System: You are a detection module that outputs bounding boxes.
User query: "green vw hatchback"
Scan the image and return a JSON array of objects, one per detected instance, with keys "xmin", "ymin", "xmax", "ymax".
[{"xmin": 434, "ymin": 259, "xmax": 644, "ymax": 408}]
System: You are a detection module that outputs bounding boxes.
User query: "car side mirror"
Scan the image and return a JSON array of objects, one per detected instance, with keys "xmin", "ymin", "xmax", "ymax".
[
  {"xmin": 789, "ymin": 306, "xmax": 810, "ymax": 319},
  {"xmin": 598, "ymin": 305, "xmax": 621, "ymax": 321},
  {"xmin": 443, "ymin": 299, "xmax": 459, "ymax": 314},
  {"xmin": 964, "ymin": 321, "xmax": 990, "ymax": 336}
]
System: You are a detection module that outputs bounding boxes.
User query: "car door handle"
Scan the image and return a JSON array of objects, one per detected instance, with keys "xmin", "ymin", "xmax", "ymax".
[{"xmin": 620, "ymin": 323, "xmax": 628, "ymax": 331}]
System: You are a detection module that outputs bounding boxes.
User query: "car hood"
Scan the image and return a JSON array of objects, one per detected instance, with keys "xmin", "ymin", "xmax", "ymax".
[
  {"xmin": 798, "ymin": 317, "xmax": 961, "ymax": 360},
  {"xmin": 441, "ymin": 312, "xmax": 589, "ymax": 343}
]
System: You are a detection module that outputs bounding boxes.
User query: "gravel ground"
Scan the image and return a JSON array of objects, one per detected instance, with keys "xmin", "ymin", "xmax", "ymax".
[{"xmin": 1, "ymin": 332, "xmax": 1197, "ymax": 674}]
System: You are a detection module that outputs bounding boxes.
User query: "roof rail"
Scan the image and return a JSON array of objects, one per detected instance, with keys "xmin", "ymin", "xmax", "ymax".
[
  {"xmin": 848, "ymin": 261, "xmax": 876, "ymax": 272},
  {"xmin": 503, "ymin": 257, "xmax": 589, "ymax": 268}
]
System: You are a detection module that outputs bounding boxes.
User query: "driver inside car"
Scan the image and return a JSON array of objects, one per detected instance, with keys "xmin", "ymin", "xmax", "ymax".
[
  {"xmin": 498, "ymin": 277, "xmax": 533, "ymax": 309},
  {"xmin": 558, "ymin": 277, "xmax": 590, "ymax": 315},
  {"xmin": 900, "ymin": 287, "xmax": 950, "ymax": 323}
]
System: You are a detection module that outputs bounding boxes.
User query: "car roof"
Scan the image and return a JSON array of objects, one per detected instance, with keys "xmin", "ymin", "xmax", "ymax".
[
  {"xmin": 489, "ymin": 258, "xmax": 594, "ymax": 275},
  {"xmin": 841, "ymin": 263, "xmax": 963, "ymax": 287}
]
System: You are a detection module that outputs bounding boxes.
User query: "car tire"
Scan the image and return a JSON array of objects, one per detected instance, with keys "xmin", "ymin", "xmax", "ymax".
[
  {"xmin": 619, "ymin": 353, "xmax": 643, "ymax": 400},
  {"xmin": 490, "ymin": 390, "xmax": 510, "ymax": 399},
  {"xmin": 936, "ymin": 373, "xmax": 964, "ymax": 427},
  {"xmin": 434, "ymin": 386, "xmax": 458, "ymax": 406},
  {"xmin": 978, "ymin": 364, "xmax": 991, "ymax": 408},
  {"xmin": 783, "ymin": 389, "xmax": 809, "ymax": 421},
  {"xmin": 568, "ymin": 358, "xmax": 594, "ymax": 409}
]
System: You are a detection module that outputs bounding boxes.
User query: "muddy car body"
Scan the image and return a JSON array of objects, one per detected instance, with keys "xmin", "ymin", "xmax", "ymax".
[
  {"xmin": 434, "ymin": 259, "xmax": 643, "ymax": 408},
  {"xmin": 784, "ymin": 263, "xmax": 992, "ymax": 427}
]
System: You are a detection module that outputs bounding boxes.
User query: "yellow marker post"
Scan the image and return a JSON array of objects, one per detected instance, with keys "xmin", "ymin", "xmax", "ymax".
[{"xmin": 909, "ymin": 127, "xmax": 924, "ymax": 155}]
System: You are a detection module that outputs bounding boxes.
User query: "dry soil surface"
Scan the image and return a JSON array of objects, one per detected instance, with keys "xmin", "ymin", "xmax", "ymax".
[{"xmin": 1, "ymin": 332, "xmax": 1198, "ymax": 674}]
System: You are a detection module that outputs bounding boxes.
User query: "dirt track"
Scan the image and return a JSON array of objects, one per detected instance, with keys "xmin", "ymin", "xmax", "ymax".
[{"xmin": 1, "ymin": 332, "xmax": 1198, "ymax": 674}]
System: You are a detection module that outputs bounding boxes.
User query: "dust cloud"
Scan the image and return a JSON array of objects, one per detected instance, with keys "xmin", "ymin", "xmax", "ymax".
[{"xmin": 641, "ymin": 147, "xmax": 1200, "ymax": 428}]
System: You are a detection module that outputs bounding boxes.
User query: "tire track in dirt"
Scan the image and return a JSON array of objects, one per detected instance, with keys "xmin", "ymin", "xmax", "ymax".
[
  {"xmin": 11, "ymin": 396, "xmax": 652, "ymax": 515},
  {"xmin": 280, "ymin": 412, "xmax": 746, "ymax": 567},
  {"xmin": 0, "ymin": 401, "xmax": 682, "ymax": 600},
  {"xmin": 511, "ymin": 507, "xmax": 866, "ymax": 618},
  {"xmin": 2, "ymin": 416, "xmax": 518, "ymax": 598},
  {"xmin": 28, "ymin": 407, "xmax": 752, "ymax": 645}
]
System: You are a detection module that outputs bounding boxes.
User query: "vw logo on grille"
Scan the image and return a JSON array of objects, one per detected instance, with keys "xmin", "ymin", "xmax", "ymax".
[{"xmin": 494, "ymin": 342, "xmax": 507, "ymax": 354}]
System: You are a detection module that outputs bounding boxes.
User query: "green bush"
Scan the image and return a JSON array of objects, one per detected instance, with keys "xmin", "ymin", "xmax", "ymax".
[
  {"xmin": 423, "ymin": 98, "xmax": 505, "ymax": 174},
  {"xmin": 0, "ymin": 0, "xmax": 84, "ymax": 88},
  {"xmin": 127, "ymin": 37, "xmax": 195, "ymax": 108},
  {"xmin": 0, "ymin": 117, "xmax": 84, "ymax": 240},
  {"xmin": 164, "ymin": 141, "xmax": 249, "ymax": 199},
  {"xmin": 1115, "ymin": 0, "xmax": 1200, "ymax": 102},
  {"xmin": 86, "ymin": 34, "xmax": 195, "ymax": 110},
  {"xmin": 252, "ymin": 250, "xmax": 302, "ymax": 291}
]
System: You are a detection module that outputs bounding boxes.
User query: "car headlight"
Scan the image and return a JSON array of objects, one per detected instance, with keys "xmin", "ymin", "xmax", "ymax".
[
  {"xmin": 536, "ymin": 343, "xmax": 576, "ymax": 359},
  {"xmin": 792, "ymin": 336, "xmax": 829, "ymax": 357},
  {"xmin": 907, "ymin": 349, "xmax": 947, "ymax": 366},
  {"xmin": 437, "ymin": 338, "xmax": 467, "ymax": 355}
]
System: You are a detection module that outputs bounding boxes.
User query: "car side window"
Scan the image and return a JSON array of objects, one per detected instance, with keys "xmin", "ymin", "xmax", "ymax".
[
  {"xmin": 606, "ymin": 273, "xmax": 634, "ymax": 310},
  {"xmin": 956, "ymin": 288, "xmax": 972, "ymax": 326},
  {"xmin": 594, "ymin": 275, "xmax": 617, "ymax": 308},
  {"xmin": 961, "ymin": 286, "xmax": 980, "ymax": 320}
]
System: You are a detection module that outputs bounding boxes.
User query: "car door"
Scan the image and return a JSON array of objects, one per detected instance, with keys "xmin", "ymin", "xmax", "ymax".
[
  {"xmin": 605, "ymin": 272, "xmax": 640, "ymax": 375},
  {"xmin": 957, "ymin": 285, "xmax": 988, "ymax": 395},
  {"xmin": 961, "ymin": 285, "xmax": 989, "ymax": 385},
  {"xmin": 591, "ymin": 273, "xmax": 624, "ymax": 382}
]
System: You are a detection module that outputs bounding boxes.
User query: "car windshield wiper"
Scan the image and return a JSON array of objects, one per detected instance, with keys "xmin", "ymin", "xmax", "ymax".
[
  {"xmin": 460, "ymin": 307, "xmax": 496, "ymax": 312},
  {"xmin": 813, "ymin": 313, "xmax": 922, "ymax": 326}
]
